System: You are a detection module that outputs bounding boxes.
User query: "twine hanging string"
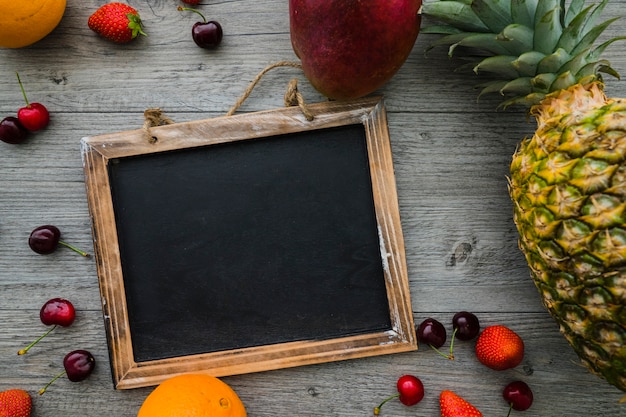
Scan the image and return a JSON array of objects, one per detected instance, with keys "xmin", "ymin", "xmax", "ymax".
[
  {"xmin": 226, "ymin": 60, "xmax": 314, "ymax": 120},
  {"xmin": 142, "ymin": 60, "xmax": 313, "ymax": 143},
  {"xmin": 142, "ymin": 108, "xmax": 175, "ymax": 143}
]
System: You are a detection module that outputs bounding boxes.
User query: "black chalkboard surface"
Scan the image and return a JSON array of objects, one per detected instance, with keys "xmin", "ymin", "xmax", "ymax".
[
  {"xmin": 82, "ymin": 97, "xmax": 416, "ymax": 389},
  {"xmin": 110, "ymin": 124, "xmax": 392, "ymax": 361}
]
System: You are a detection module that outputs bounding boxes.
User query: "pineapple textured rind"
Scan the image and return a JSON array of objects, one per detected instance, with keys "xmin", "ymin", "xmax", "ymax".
[
  {"xmin": 510, "ymin": 82, "xmax": 626, "ymax": 391},
  {"xmin": 422, "ymin": 0, "xmax": 626, "ymax": 392}
]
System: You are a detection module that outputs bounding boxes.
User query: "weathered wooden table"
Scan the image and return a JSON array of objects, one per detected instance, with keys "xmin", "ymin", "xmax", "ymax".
[{"xmin": 1, "ymin": 1, "xmax": 625, "ymax": 416}]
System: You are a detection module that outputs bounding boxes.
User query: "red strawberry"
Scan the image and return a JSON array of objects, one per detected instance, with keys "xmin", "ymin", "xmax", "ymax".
[
  {"xmin": 88, "ymin": 2, "xmax": 147, "ymax": 44},
  {"xmin": 181, "ymin": 0, "xmax": 200, "ymax": 4},
  {"xmin": 440, "ymin": 390, "xmax": 483, "ymax": 417},
  {"xmin": 0, "ymin": 389, "xmax": 32, "ymax": 417},
  {"xmin": 475, "ymin": 325, "xmax": 524, "ymax": 371}
]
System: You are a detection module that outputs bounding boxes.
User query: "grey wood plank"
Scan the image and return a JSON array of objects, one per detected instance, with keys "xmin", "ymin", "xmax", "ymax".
[{"xmin": 1, "ymin": 0, "xmax": 625, "ymax": 416}]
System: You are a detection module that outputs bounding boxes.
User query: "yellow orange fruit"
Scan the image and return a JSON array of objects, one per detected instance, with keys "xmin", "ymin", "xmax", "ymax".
[
  {"xmin": 137, "ymin": 374, "xmax": 247, "ymax": 417},
  {"xmin": 0, "ymin": 0, "xmax": 67, "ymax": 48}
]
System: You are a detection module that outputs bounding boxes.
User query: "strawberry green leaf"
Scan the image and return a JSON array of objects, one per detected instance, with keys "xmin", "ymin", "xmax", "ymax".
[{"xmin": 127, "ymin": 13, "xmax": 147, "ymax": 38}]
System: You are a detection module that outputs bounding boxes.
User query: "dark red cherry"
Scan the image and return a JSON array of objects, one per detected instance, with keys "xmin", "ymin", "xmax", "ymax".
[
  {"xmin": 29, "ymin": 225, "xmax": 90, "ymax": 257},
  {"xmin": 452, "ymin": 311, "xmax": 480, "ymax": 341},
  {"xmin": 64, "ymin": 349, "xmax": 96, "ymax": 382},
  {"xmin": 417, "ymin": 318, "xmax": 446, "ymax": 348},
  {"xmin": 39, "ymin": 350, "xmax": 96, "ymax": 394},
  {"xmin": 503, "ymin": 380, "xmax": 533, "ymax": 413},
  {"xmin": 192, "ymin": 20, "xmax": 222, "ymax": 48},
  {"xmin": 0, "ymin": 116, "xmax": 28, "ymax": 144},
  {"xmin": 178, "ymin": 6, "xmax": 222, "ymax": 49}
]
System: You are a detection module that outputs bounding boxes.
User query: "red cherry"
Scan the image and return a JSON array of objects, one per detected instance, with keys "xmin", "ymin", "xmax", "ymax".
[
  {"xmin": 396, "ymin": 375, "xmax": 424, "ymax": 406},
  {"xmin": 39, "ymin": 349, "xmax": 96, "ymax": 395},
  {"xmin": 40, "ymin": 298, "xmax": 76, "ymax": 327},
  {"xmin": 374, "ymin": 374, "xmax": 424, "ymax": 415},
  {"xmin": 18, "ymin": 298, "xmax": 76, "ymax": 355},
  {"xmin": 503, "ymin": 381, "xmax": 533, "ymax": 414},
  {"xmin": 18, "ymin": 102, "xmax": 50, "ymax": 132},
  {"xmin": 16, "ymin": 72, "xmax": 50, "ymax": 131}
]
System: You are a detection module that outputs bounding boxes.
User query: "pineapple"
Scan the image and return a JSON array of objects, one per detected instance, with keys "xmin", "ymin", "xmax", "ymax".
[{"xmin": 420, "ymin": 0, "xmax": 626, "ymax": 393}]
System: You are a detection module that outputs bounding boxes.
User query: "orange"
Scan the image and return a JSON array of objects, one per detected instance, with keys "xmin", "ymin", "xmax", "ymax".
[
  {"xmin": 0, "ymin": 0, "xmax": 67, "ymax": 48},
  {"xmin": 137, "ymin": 374, "xmax": 247, "ymax": 417}
]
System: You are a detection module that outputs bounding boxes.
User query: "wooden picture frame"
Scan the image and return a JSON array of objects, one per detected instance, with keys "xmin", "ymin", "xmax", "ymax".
[{"xmin": 81, "ymin": 96, "xmax": 416, "ymax": 390}]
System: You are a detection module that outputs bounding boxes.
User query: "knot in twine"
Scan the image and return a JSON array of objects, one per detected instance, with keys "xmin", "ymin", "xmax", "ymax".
[
  {"xmin": 142, "ymin": 108, "xmax": 174, "ymax": 143},
  {"xmin": 283, "ymin": 78, "xmax": 314, "ymax": 121}
]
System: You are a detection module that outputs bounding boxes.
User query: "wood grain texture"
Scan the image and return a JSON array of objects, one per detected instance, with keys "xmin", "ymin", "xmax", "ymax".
[{"xmin": 1, "ymin": 0, "xmax": 626, "ymax": 416}]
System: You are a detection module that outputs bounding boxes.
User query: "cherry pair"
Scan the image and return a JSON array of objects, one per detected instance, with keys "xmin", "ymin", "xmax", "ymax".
[
  {"xmin": 0, "ymin": 73, "xmax": 50, "ymax": 145},
  {"xmin": 18, "ymin": 298, "xmax": 96, "ymax": 394},
  {"xmin": 417, "ymin": 311, "xmax": 481, "ymax": 360}
]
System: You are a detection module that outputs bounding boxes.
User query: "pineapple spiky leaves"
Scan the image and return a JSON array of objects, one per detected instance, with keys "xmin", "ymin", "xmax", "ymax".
[
  {"xmin": 421, "ymin": 0, "xmax": 625, "ymax": 108},
  {"xmin": 421, "ymin": 0, "xmax": 626, "ymax": 393}
]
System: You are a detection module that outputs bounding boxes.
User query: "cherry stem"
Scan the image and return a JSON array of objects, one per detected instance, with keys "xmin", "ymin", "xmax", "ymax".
[
  {"xmin": 18, "ymin": 325, "xmax": 57, "ymax": 355},
  {"xmin": 177, "ymin": 6, "xmax": 207, "ymax": 23},
  {"xmin": 39, "ymin": 369, "xmax": 67, "ymax": 395},
  {"xmin": 15, "ymin": 72, "xmax": 31, "ymax": 107},
  {"xmin": 429, "ymin": 328, "xmax": 457, "ymax": 360},
  {"xmin": 58, "ymin": 240, "xmax": 91, "ymax": 257},
  {"xmin": 506, "ymin": 402, "xmax": 513, "ymax": 417},
  {"xmin": 374, "ymin": 393, "xmax": 399, "ymax": 415}
]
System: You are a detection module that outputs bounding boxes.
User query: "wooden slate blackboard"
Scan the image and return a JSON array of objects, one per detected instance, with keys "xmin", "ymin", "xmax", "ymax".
[{"xmin": 81, "ymin": 97, "xmax": 416, "ymax": 389}]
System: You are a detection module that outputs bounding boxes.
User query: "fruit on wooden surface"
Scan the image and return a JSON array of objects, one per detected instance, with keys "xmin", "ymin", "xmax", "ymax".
[
  {"xmin": 0, "ymin": 0, "xmax": 66, "ymax": 48},
  {"xmin": 28, "ymin": 225, "xmax": 91, "ymax": 257},
  {"xmin": 289, "ymin": 0, "xmax": 422, "ymax": 100},
  {"xmin": 417, "ymin": 317, "xmax": 446, "ymax": 348},
  {"xmin": 452, "ymin": 311, "xmax": 480, "ymax": 341},
  {"xmin": 0, "ymin": 389, "xmax": 31, "ymax": 417},
  {"xmin": 417, "ymin": 317, "xmax": 457, "ymax": 359},
  {"xmin": 439, "ymin": 390, "xmax": 483, "ymax": 417},
  {"xmin": 39, "ymin": 349, "xmax": 96, "ymax": 395},
  {"xmin": 502, "ymin": 381, "xmax": 533, "ymax": 414},
  {"xmin": 137, "ymin": 373, "xmax": 247, "ymax": 417},
  {"xmin": 0, "ymin": 117, "xmax": 28, "ymax": 145},
  {"xmin": 475, "ymin": 325, "xmax": 524, "ymax": 371},
  {"xmin": 16, "ymin": 72, "xmax": 50, "ymax": 132},
  {"xmin": 178, "ymin": 7, "xmax": 223, "ymax": 49},
  {"xmin": 18, "ymin": 298, "xmax": 76, "ymax": 355},
  {"xmin": 421, "ymin": 0, "xmax": 626, "ymax": 392},
  {"xmin": 374, "ymin": 374, "xmax": 424, "ymax": 415},
  {"xmin": 181, "ymin": 0, "xmax": 201, "ymax": 5},
  {"xmin": 88, "ymin": 2, "xmax": 146, "ymax": 44}
]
